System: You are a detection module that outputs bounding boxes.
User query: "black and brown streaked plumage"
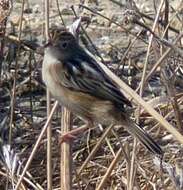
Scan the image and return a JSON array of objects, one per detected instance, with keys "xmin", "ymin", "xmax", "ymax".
[{"xmin": 42, "ymin": 29, "xmax": 163, "ymax": 156}]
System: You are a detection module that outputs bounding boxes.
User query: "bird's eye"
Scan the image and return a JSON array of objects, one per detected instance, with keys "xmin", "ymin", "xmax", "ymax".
[{"xmin": 62, "ymin": 42, "xmax": 68, "ymax": 48}]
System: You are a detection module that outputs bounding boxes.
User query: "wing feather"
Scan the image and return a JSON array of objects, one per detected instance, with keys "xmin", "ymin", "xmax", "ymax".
[{"xmin": 56, "ymin": 48, "xmax": 132, "ymax": 109}]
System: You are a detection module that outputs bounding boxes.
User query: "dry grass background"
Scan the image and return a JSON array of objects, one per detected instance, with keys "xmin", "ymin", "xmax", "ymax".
[{"xmin": 0, "ymin": 0, "xmax": 183, "ymax": 189}]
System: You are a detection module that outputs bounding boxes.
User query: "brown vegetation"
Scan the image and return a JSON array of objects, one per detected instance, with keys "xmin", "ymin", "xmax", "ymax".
[{"xmin": 0, "ymin": 0, "xmax": 183, "ymax": 189}]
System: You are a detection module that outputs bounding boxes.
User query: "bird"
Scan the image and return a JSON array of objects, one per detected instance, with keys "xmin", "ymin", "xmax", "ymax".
[{"xmin": 42, "ymin": 28, "xmax": 163, "ymax": 156}]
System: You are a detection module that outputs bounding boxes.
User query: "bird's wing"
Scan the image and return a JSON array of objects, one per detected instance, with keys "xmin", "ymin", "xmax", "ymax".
[{"xmin": 56, "ymin": 50, "xmax": 132, "ymax": 108}]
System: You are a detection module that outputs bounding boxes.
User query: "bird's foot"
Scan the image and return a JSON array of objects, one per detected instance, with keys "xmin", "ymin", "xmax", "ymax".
[
  {"xmin": 59, "ymin": 133, "xmax": 77, "ymax": 144},
  {"xmin": 59, "ymin": 124, "xmax": 89, "ymax": 144}
]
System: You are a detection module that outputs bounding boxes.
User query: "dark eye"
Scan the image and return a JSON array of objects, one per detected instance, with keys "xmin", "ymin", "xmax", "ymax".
[{"xmin": 62, "ymin": 42, "xmax": 68, "ymax": 48}]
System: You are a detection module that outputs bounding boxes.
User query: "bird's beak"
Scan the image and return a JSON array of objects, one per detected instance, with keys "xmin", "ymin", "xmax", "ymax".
[{"xmin": 69, "ymin": 17, "xmax": 81, "ymax": 38}]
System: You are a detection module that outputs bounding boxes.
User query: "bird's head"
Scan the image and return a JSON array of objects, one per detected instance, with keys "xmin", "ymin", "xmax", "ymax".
[
  {"xmin": 44, "ymin": 18, "xmax": 83, "ymax": 61},
  {"xmin": 44, "ymin": 29, "xmax": 79, "ymax": 62},
  {"xmin": 53, "ymin": 30, "xmax": 77, "ymax": 52}
]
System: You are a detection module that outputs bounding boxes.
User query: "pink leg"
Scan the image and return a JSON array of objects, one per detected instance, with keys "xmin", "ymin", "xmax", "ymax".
[{"xmin": 59, "ymin": 122, "xmax": 93, "ymax": 143}]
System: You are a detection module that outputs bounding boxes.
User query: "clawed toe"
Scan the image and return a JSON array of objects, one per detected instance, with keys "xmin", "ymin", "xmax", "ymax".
[
  {"xmin": 59, "ymin": 133, "xmax": 77, "ymax": 144},
  {"xmin": 59, "ymin": 124, "xmax": 90, "ymax": 144}
]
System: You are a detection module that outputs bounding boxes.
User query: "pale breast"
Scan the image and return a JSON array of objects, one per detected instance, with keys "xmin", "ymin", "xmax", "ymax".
[{"xmin": 42, "ymin": 48, "xmax": 118, "ymax": 124}]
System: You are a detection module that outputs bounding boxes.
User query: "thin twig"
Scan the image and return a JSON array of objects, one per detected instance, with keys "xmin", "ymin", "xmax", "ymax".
[
  {"xmin": 129, "ymin": 2, "xmax": 165, "ymax": 187},
  {"xmin": 97, "ymin": 57, "xmax": 183, "ymax": 145},
  {"xmin": 71, "ymin": 6, "xmax": 105, "ymax": 63},
  {"xmin": 44, "ymin": 0, "xmax": 53, "ymax": 188},
  {"xmin": 55, "ymin": 0, "xmax": 65, "ymax": 26},
  {"xmin": 9, "ymin": 0, "xmax": 25, "ymax": 145},
  {"xmin": 77, "ymin": 124, "xmax": 114, "ymax": 176},
  {"xmin": 96, "ymin": 148, "xmax": 123, "ymax": 190},
  {"xmin": 15, "ymin": 101, "xmax": 58, "ymax": 190},
  {"xmin": 136, "ymin": 32, "xmax": 183, "ymax": 93}
]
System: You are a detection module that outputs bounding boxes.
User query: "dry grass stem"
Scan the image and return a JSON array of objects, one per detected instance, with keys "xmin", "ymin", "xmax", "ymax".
[
  {"xmin": 61, "ymin": 107, "xmax": 72, "ymax": 190},
  {"xmin": 98, "ymin": 60, "xmax": 183, "ymax": 144},
  {"xmin": 15, "ymin": 101, "xmax": 58, "ymax": 190},
  {"xmin": 0, "ymin": 1, "xmax": 183, "ymax": 189},
  {"xmin": 44, "ymin": 0, "xmax": 53, "ymax": 188},
  {"xmin": 78, "ymin": 124, "xmax": 114, "ymax": 176},
  {"xmin": 9, "ymin": 0, "xmax": 25, "ymax": 145},
  {"xmin": 96, "ymin": 148, "xmax": 123, "ymax": 190}
]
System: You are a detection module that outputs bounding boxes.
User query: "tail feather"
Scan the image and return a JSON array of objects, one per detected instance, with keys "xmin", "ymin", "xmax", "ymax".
[{"xmin": 122, "ymin": 118, "xmax": 163, "ymax": 156}]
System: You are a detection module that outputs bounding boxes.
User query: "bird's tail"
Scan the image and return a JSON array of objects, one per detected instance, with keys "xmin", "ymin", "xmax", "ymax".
[{"xmin": 121, "ymin": 116, "xmax": 163, "ymax": 156}]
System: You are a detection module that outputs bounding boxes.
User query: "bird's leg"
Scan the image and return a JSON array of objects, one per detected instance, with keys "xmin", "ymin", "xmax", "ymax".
[{"xmin": 59, "ymin": 121, "xmax": 93, "ymax": 143}]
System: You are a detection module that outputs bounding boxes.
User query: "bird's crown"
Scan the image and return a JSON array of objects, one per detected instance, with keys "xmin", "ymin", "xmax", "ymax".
[{"xmin": 49, "ymin": 28, "xmax": 75, "ymax": 44}]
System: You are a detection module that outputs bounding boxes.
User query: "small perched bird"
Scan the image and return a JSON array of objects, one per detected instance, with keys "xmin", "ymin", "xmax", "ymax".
[{"xmin": 42, "ymin": 29, "xmax": 163, "ymax": 156}]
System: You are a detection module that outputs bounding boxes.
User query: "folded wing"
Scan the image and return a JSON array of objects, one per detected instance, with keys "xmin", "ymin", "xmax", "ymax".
[{"xmin": 57, "ymin": 46, "xmax": 132, "ymax": 109}]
